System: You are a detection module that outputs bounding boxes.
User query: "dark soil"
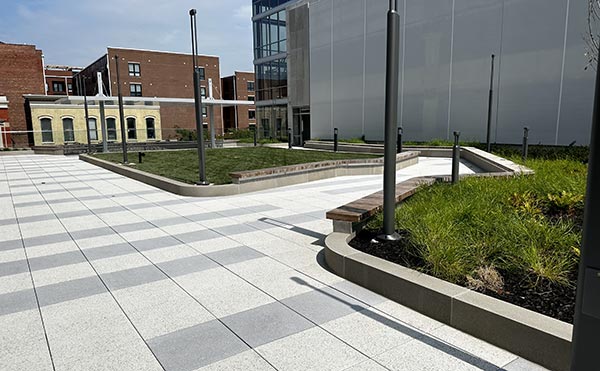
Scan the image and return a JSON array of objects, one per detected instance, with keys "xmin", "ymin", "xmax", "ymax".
[{"xmin": 349, "ymin": 229, "xmax": 576, "ymax": 324}]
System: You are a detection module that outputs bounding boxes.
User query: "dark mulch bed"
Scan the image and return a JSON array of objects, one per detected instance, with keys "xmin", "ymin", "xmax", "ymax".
[{"xmin": 349, "ymin": 229, "xmax": 576, "ymax": 323}]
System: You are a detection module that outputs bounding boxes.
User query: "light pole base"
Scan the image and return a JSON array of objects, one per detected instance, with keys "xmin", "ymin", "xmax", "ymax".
[
  {"xmin": 195, "ymin": 181, "xmax": 210, "ymax": 186},
  {"xmin": 377, "ymin": 232, "xmax": 401, "ymax": 242}
]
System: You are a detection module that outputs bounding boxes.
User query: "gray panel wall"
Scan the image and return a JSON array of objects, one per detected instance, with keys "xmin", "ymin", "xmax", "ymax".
[
  {"xmin": 288, "ymin": 3, "xmax": 311, "ymax": 108},
  {"xmin": 307, "ymin": 0, "xmax": 595, "ymax": 145}
]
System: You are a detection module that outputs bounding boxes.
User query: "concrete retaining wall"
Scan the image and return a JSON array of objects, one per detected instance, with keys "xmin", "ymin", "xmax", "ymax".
[{"xmin": 324, "ymin": 233, "xmax": 572, "ymax": 371}]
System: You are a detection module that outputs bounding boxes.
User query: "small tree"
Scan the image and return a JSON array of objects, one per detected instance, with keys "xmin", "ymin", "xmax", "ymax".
[{"xmin": 585, "ymin": 0, "xmax": 600, "ymax": 70}]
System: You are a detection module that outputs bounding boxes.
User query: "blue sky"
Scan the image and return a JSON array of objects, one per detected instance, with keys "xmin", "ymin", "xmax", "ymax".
[{"xmin": 0, "ymin": 0, "xmax": 254, "ymax": 76}]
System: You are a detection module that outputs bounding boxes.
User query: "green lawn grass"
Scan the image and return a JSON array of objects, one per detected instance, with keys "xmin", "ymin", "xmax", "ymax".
[
  {"xmin": 366, "ymin": 155, "xmax": 587, "ymax": 289},
  {"xmin": 95, "ymin": 147, "xmax": 378, "ymax": 185}
]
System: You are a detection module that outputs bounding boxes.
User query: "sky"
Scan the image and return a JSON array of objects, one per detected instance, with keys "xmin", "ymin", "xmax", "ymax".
[{"xmin": 0, "ymin": 0, "xmax": 254, "ymax": 76}]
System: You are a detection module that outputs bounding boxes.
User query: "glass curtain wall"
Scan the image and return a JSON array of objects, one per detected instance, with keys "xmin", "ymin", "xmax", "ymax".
[{"xmin": 253, "ymin": 0, "xmax": 293, "ymax": 139}]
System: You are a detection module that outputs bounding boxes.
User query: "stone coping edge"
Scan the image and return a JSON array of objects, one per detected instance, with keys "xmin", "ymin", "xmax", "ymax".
[
  {"xmin": 324, "ymin": 232, "xmax": 572, "ymax": 371},
  {"xmin": 79, "ymin": 152, "xmax": 419, "ymax": 197},
  {"xmin": 230, "ymin": 151, "xmax": 418, "ymax": 183}
]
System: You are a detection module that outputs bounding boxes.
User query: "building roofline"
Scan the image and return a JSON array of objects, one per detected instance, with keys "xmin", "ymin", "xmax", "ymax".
[
  {"xmin": 77, "ymin": 53, "xmax": 109, "ymax": 75},
  {"xmin": 107, "ymin": 46, "xmax": 220, "ymax": 59}
]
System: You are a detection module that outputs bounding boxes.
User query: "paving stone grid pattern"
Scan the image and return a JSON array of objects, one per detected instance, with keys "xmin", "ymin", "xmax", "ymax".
[{"xmin": 0, "ymin": 155, "xmax": 547, "ymax": 371}]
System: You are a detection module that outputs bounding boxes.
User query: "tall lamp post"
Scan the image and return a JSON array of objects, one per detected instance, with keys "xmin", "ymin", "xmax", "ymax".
[
  {"xmin": 115, "ymin": 55, "xmax": 128, "ymax": 164},
  {"xmin": 190, "ymin": 8, "xmax": 209, "ymax": 185},
  {"xmin": 79, "ymin": 75, "xmax": 92, "ymax": 153},
  {"xmin": 380, "ymin": 0, "xmax": 401, "ymax": 241},
  {"xmin": 570, "ymin": 56, "xmax": 600, "ymax": 370}
]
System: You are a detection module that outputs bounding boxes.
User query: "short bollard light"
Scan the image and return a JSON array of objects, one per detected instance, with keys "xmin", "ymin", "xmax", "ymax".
[
  {"xmin": 334, "ymin": 127, "xmax": 339, "ymax": 152},
  {"xmin": 452, "ymin": 131, "xmax": 460, "ymax": 184},
  {"xmin": 138, "ymin": 152, "xmax": 146, "ymax": 164},
  {"xmin": 522, "ymin": 126, "xmax": 529, "ymax": 161},
  {"xmin": 397, "ymin": 126, "xmax": 403, "ymax": 154}
]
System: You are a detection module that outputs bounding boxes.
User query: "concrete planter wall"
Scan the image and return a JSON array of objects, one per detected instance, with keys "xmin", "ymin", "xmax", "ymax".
[
  {"xmin": 79, "ymin": 151, "xmax": 419, "ymax": 197},
  {"xmin": 324, "ymin": 233, "xmax": 572, "ymax": 371}
]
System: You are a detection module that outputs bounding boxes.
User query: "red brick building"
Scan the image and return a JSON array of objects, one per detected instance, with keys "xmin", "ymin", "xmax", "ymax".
[
  {"xmin": 77, "ymin": 47, "xmax": 223, "ymax": 138},
  {"xmin": 221, "ymin": 71, "xmax": 256, "ymax": 132},
  {"xmin": 0, "ymin": 42, "xmax": 45, "ymax": 147},
  {"xmin": 45, "ymin": 65, "xmax": 81, "ymax": 96}
]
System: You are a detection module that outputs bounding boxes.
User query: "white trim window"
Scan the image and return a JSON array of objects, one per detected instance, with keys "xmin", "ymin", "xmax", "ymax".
[
  {"xmin": 146, "ymin": 117, "xmax": 156, "ymax": 139},
  {"xmin": 106, "ymin": 117, "xmax": 117, "ymax": 141},
  {"xmin": 130, "ymin": 83, "xmax": 142, "ymax": 97},
  {"xmin": 88, "ymin": 118, "xmax": 98, "ymax": 140},
  {"xmin": 62, "ymin": 117, "xmax": 75, "ymax": 142},
  {"xmin": 40, "ymin": 118, "xmax": 53, "ymax": 143},
  {"xmin": 128, "ymin": 62, "xmax": 141, "ymax": 77},
  {"xmin": 127, "ymin": 117, "xmax": 137, "ymax": 140}
]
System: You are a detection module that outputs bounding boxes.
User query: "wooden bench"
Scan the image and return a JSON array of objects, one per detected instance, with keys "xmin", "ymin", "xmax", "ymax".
[{"xmin": 326, "ymin": 176, "xmax": 438, "ymax": 234}]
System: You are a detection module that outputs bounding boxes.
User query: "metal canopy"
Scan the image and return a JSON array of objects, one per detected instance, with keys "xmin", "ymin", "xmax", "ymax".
[{"xmin": 24, "ymin": 94, "xmax": 254, "ymax": 107}]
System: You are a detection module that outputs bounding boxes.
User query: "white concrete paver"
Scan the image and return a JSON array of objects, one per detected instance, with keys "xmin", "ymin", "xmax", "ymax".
[{"xmin": 0, "ymin": 154, "xmax": 548, "ymax": 371}]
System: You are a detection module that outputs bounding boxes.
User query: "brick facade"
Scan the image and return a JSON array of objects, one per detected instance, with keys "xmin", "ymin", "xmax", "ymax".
[
  {"xmin": 221, "ymin": 71, "xmax": 256, "ymax": 132},
  {"xmin": 0, "ymin": 43, "xmax": 45, "ymax": 147},
  {"xmin": 45, "ymin": 66, "xmax": 80, "ymax": 96},
  {"xmin": 77, "ymin": 48, "xmax": 223, "ymax": 136}
]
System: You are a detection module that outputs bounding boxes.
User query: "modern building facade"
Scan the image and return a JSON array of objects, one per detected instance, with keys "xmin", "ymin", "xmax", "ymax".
[
  {"xmin": 252, "ymin": 0, "xmax": 294, "ymax": 139},
  {"xmin": 45, "ymin": 65, "xmax": 81, "ymax": 96},
  {"xmin": 221, "ymin": 71, "xmax": 256, "ymax": 131},
  {"xmin": 0, "ymin": 42, "xmax": 45, "ymax": 147},
  {"xmin": 257, "ymin": 0, "xmax": 595, "ymax": 145},
  {"xmin": 76, "ymin": 47, "xmax": 223, "ymax": 138}
]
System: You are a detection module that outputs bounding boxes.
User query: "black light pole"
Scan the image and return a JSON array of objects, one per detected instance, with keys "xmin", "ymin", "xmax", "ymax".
[
  {"xmin": 486, "ymin": 54, "xmax": 495, "ymax": 152},
  {"xmin": 380, "ymin": 0, "xmax": 400, "ymax": 241},
  {"xmin": 452, "ymin": 131, "xmax": 460, "ymax": 184},
  {"xmin": 397, "ymin": 126, "xmax": 403, "ymax": 154},
  {"xmin": 80, "ymin": 76, "xmax": 92, "ymax": 153},
  {"xmin": 522, "ymin": 126, "xmax": 529, "ymax": 162},
  {"xmin": 115, "ymin": 55, "xmax": 128, "ymax": 164},
  {"xmin": 190, "ymin": 8, "xmax": 208, "ymax": 185},
  {"xmin": 333, "ymin": 127, "xmax": 338, "ymax": 152},
  {"xmin": 570, "ymin": 57, "xmax": 600, "ymax": 371}
]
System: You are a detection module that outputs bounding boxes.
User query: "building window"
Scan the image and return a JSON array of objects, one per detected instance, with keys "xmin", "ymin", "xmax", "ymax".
[
  {"xmin": 88, "ymin": 118, "xmax": 98, "ymax": 140},
  {"xmin": 62, "ymin": 118, "xmax": 75, "ymax": 142},
  {"xmin": 146, "ymin": 118, "xmax": 156, "ymax": 139},
  {"xmin": 67, "ymin": 83, "xmax": 73, "ymax": 93},
  {"xmin": 53, "ymin": 82, "xmax": 65, "ymax": 93},
  {"xmin": 198, "ymin": 67, "xmax": 205, "ymax": 81},
  {"xmin": 201, "ymin": 87, "xmax": 206, "ymax": 98},
  {"xmin": 248, "ymin": 96, "xmax": 255, "ymax": 102},
  {"xmin": 247, "ymin": 81, "xmax": 255, "ymax": 92},
  {"xmin": 128, "ymin": 63, "xmax": 141, "ymax": 77},
  {"xmin": 202, "ymin": 107, "xmax": 207, "ymax": 117},
  {"xmin": 248, "ymin": 110, "xmax": 256, "ymax": 120},
  {"xmin": 107, "ymin": 118, "xmax": 117, "ymax": 141},
  {"xmin": 40, "ymin": 118, "xmax": 53, "ymax": 143},
  {"xmin": 130, "ymin": 83, "xmax": 142, "ymax": 97},
  {"xmin": 127, "ymin": 117, "xmax": 137, "ymax": 140}
]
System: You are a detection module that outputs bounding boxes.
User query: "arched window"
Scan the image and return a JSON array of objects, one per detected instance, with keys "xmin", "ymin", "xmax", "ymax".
[
  {"xmin": 62, "ymin": 118, "xmax": 74, "ymax": 142},
  {"xmin": 106, "ymin": 118, "xmax": 117, "ymax": 141},
  {"xmin": 88, "ymin": 118, "xmax": 98, "ymax": 140},
  {"xmin": 40, "ymin": 118, "xmax": 53, "ymax": 143},
  {"xmin": 146, "ymin": 117, "xmax": 156, "ymax": 139},
  {"xmin": 127, "ymin": 117, "xmax": 137, "ymax": 140}
]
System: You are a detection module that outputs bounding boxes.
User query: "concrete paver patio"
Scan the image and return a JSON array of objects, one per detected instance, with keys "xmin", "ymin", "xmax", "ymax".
[{"xmin": 0, "ymin": 154, "xmax": 548, "ymax": 371}]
